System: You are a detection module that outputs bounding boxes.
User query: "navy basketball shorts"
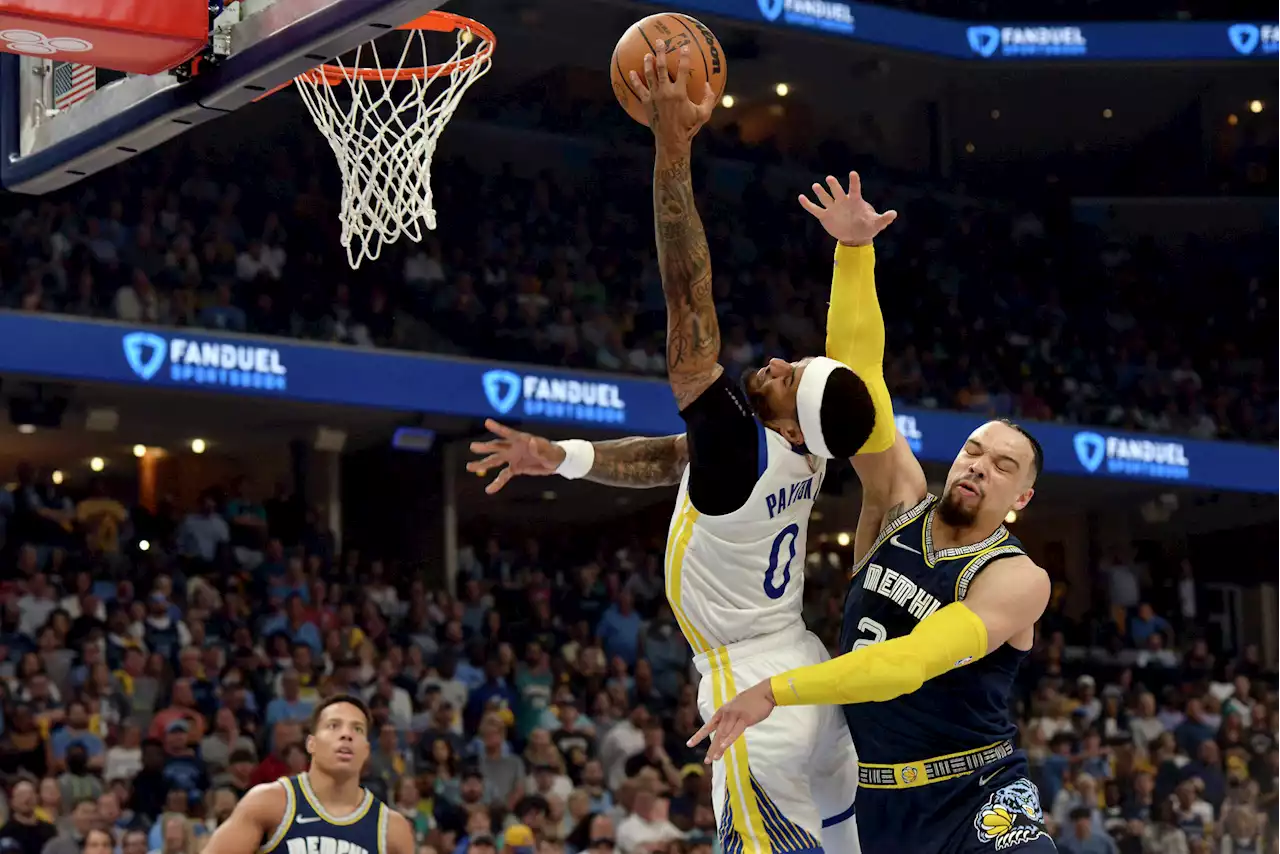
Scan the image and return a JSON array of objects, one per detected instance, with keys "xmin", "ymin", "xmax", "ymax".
[{"xmin": 854, "ymin": 760, "xmax": 1058, "ymax": 854}]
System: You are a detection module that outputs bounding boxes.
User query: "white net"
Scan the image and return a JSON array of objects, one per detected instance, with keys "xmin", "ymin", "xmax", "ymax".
[{"xmin": 294, "ymin": 22, "xmax": 493, "ymax": 269}]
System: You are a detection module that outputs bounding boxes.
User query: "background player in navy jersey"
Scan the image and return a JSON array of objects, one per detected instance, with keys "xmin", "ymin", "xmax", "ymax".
[
  {"xmin": 203, "ymin": 695, "xmax": 415, "ymax": 854},
  {"xmin": 690, "ymin": 186, "xmax": 1058, "ymax": 853}
]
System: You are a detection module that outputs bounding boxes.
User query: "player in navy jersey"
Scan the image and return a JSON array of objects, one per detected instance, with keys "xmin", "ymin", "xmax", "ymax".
[
  {"xmin": 204, "ymin": 695, "xmax": 414, "ymax": 854},
  {"xmin": 693, "ymin": 418, "xmax": 1057, "ymax": 853}
]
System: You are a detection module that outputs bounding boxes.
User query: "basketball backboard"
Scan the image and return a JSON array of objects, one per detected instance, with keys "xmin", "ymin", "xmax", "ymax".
[{"xmin": 0, "ymin": 0, "xmax": 446, "ymax": 195}]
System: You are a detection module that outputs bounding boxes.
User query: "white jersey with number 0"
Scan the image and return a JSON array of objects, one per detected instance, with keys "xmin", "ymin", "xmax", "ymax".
[{"xmin": 664, "ymin": 424, "xmax": 826, "ymax": 654}]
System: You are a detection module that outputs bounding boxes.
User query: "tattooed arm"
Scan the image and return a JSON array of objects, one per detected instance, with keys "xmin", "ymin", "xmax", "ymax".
[
  {"xmin": 468, "ymin": 420, "xmax": 687, "ymax": 493},
  {"xmin": 587, "ymin": 434, "xmax": 689, "ymax": 488},
  {"xmin": 627, "ymin": 41, "xmax": 762, "ymax": 517},
  {"xmin": 651, "ymin": 127, "xmax": 765, "ymax": 517},
  {"xmin": 628, "ymin": 38, "xmax": 723, "ymax": 411},
  {"xmin": 651, "ymin": 163, "xmax": 768, "ymax": 519},
  {"xmin": 654, "ymin": 151, "xmax": 722, "ymax": 410}
]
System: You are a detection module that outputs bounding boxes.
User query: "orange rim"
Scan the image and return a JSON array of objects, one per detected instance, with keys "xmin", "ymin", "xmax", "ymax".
[{"xmin": 296, "ymin": 10, "xmax": 495, "ymax": 85}]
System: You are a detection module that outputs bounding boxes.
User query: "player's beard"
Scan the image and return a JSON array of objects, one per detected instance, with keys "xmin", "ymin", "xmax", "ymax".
[{"xmin": 937, "ymin": 484, "xmax": 981, "ymax": 527}]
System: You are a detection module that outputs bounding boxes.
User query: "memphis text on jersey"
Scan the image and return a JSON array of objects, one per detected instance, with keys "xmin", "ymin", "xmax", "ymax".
[
  {"xmin": 284, "ymin": 837, "xmax": 369, "ymax": 854},
  {"xmin": 765, "ymin": 471, "xmax": 824, "ymax": 519},
  {"xmin": 859, "ymin": 562, "xmax": 943, "ymax": 622}
]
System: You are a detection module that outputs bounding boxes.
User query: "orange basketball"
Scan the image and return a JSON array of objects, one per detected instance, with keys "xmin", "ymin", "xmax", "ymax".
[{"xmin": 610, "ymin": 13, "xmax": 727, "ymax": 126}]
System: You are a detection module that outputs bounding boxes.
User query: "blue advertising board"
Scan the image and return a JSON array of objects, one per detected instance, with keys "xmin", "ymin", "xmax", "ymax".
[
  {"xmin": 1, "ymin": 314, "xmax": 1276, "ymax": 494},
  {"xmin": 887, "ymin": 411, "xmax": 1277, "ymax": 494},
  {"xmin": 5, "ymin": 313, "xmax": 650, "ymax": 426},
  {"xmin": 657, "ymin": 0, "xmax": 1276, "ymax": 62}
]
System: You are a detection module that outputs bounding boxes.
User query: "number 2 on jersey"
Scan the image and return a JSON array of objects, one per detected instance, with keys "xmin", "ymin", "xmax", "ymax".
[
  {"xmin": 852, "ymin": 617, "xmax": 887, "ymax": 650},
  {"xmin": 763, "ymin": 523, "xmax": 800, "ymax": 600}
]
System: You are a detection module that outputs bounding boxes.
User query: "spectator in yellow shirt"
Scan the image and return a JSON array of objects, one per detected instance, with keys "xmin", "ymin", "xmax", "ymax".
[{"xmin": 75, "ymin": 480, "xmax": 129, "ymax": 556}]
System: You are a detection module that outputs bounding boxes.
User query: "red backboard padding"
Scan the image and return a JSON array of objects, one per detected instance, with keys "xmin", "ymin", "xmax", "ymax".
[{"xmin": 0, "ymin": 0, "xmax": 209, "ymax": 74}]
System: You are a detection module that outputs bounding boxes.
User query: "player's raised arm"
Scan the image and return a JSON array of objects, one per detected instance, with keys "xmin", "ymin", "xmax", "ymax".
[
  {"xmin": 628, "ymin": 42, "xmax": 765, "ymax": 518},
  {"xmin": 629, "ymin": 40, "xmax": 720, "ymax": 410},
  {"xmin": 201, "ymin": 783, "xmax": 285, "ymax": 854},
  {"xmin": 468, "ymin": 419, "xmax": 688, "ymax": 493},
  {"xmin": 688, "ymin": 555, "xmax": 1051, "ymax": 761},
  {"xmin": 800, "ymin": 172, "xmax": 926, "ymax": 561}
]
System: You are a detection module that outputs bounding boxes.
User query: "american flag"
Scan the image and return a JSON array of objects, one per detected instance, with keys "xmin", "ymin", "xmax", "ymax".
[{"xmin": 52, "ymin": 61, "xmax": 96, "ymax": 111}]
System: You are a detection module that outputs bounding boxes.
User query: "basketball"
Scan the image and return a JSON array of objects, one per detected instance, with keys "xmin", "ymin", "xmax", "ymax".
[{"xmin": 610, "ymin": 13, "xmax": 727, "ymax": 126}]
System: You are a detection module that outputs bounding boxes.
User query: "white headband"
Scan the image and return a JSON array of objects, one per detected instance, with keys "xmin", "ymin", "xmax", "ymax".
[{"xmin": 795, "ymin": 356, "xmax": 848, "ymax": 459}]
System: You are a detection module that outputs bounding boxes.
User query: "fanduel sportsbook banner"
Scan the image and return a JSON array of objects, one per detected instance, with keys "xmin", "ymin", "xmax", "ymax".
[
  {"xmin": 655, "ymin": 0, "xmax": 1276, "ymax": 62},
  {"xmin": 4, "ymin": 314, "xmax": 647, "ymax": 428},
  {"xmin": 1, "ymin": 314, "xmax": 1275, "ymax": 493}
]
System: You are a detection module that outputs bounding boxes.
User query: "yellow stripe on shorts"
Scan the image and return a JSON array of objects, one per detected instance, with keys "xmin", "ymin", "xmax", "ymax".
[{"xmin": 710, "ymin": 647, "xmax": 772, "ymax": 854}]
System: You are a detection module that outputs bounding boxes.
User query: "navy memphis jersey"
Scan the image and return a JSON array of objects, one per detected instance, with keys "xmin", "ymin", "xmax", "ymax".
[
  {"xmin": 260, "ymin": 773, "xmax": 388, "ymax": 854},
  {"xmin": 839, "ymin": 495, "xmax": 1029, "ymax": 765}
]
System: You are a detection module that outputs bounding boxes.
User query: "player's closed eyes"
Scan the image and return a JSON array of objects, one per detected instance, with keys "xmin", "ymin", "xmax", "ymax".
[{"xmin": 964, "ymin": 442, "xmax": 1015, "ymax": 473}]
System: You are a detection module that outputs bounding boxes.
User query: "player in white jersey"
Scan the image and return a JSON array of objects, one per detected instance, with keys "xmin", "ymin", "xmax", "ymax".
[{"xmin": 468, "ymin": 39, "xmax": 898, "ymax": 854}]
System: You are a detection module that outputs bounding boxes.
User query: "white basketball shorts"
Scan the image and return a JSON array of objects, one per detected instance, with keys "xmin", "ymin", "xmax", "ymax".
[{"xmin": 695, "ymin": 623, "xmax": 861, "ymax": 854}]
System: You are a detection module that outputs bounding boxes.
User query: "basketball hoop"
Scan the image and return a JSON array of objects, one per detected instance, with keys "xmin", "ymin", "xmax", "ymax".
[{"xmin": 291, "ymin": 11, "xmax": 495, "ymax": 269}]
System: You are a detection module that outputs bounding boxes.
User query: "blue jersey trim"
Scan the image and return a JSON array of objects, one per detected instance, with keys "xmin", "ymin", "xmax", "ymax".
[
  {"xmin": 821, "ymin": 801, "xmax": 856, "ymax": 828},
  {"xmin": 755, "ymin": 420, "xmax": 769, "ymax": 479}
]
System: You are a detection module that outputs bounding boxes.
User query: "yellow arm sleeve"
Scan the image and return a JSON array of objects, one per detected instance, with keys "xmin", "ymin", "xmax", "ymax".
[
  {"xmin": 826, "ymin": 243, "xmax": 896, "ymax": 454},
  {"xmin": 769, "ymin": 603, "xmax": 989, "ymax": 707}
]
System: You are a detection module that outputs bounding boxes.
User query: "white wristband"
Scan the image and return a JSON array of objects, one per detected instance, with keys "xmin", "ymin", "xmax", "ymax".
[{"xmin": 554, "ymin": 440, "xmax": 596, "ymax": 480}]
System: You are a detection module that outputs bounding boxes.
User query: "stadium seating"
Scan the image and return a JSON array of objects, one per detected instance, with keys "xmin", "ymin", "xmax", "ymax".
[{"xmin": 0, "ymin": 120, "xmax": 1273, "ymax": 444}]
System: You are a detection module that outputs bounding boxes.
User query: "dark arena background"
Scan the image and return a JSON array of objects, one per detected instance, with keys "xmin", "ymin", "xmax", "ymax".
[{"xmin": 0, "ymin": 0, "xmax": 1274, "ymax": 853}]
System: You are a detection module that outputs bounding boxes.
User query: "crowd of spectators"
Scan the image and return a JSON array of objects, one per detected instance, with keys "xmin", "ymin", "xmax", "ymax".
[
  {"xmin": 0, "ymin": 14, "xmax": 1273, "ymax": 854},
  {"xmin": 0, "ymin": 103, "xmax": 1273, "ymax": 445},
  {"xmin": 1023, "ymin": 550, "xmax": 1280, "ymax": 854},
  {"xmin": 0, "ymin": 464, "xmax": 718, "ymax": 854},
  {"xmin": 0, "ymin": 460, "xmax": 1275, "ymax": 854}
]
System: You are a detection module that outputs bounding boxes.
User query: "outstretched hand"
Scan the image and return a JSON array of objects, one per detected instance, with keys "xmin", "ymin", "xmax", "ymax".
[
  {"xmin": 686, "ymin": 678, "xmax": 778, "ymax": 763},
  {"xmin": 466, "ymin": 419, "xmax": 565, "ymax": 495},
  {"xmin": 628, "ymin": 40, "xmax": 717, "ymax": 149},
  {"xmin": 799, "ymin": 171, "xmax": 897, "ymax": 246}
]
